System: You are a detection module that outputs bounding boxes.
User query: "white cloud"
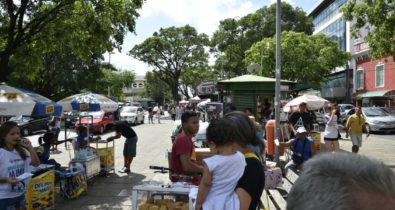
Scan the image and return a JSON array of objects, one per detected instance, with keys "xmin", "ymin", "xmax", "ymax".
[
  {"xmin": 140, "ymin": 0, "xmax": 260, "ymax": 36},
  {"xmin": 109, "ymin": 0, "xmax": 264, "ymax": 76}
]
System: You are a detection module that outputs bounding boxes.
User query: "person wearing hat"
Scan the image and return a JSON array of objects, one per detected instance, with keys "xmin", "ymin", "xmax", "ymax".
[
  {"xmin": 280, "ymin": 127, "xmax": 316, "ymax": 174},
  {"xmin": 288, "ymin": 102, "xmax": 313, "ymax": 137}
]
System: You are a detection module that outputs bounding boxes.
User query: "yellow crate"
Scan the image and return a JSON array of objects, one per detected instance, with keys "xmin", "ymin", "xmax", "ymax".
[{"xmin": 96, "ymin": 147, "xmax": 114, "ymax": 169}]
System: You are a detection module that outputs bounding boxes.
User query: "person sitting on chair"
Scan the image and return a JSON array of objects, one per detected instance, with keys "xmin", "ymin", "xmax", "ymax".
[{"xmin": 280, "ymin": 127, "xmax": 316, "ymax": 174}]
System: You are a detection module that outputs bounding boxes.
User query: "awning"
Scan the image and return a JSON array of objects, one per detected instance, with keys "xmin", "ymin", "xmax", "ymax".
[{"xmin": 357, "ymin": 90, "xmax": 391, "ymax": 98}]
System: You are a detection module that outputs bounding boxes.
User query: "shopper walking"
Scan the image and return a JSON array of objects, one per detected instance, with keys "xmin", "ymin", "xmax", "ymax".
[{"xmin": 345, "ymin": 107, "xmax": 366, "ymax": 153}]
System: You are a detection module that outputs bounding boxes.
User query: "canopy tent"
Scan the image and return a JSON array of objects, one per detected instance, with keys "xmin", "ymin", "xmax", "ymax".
[
  {"xmin": 179, "ymin": 100, "xmax": 189, "ymax": 104},
  {"xmin": 0, "ymin": 83, "xmax": 62, "ymax": 117},
  {"xmin": 189, "ymin": 96, "xmax": 202, "ymax": 103},
  {"xmin": 197, "ymin": 98, "xmax": 211, "ymax": 108},
  {"xmin": 58, "ymin": 92, "xmax": 118, "ymax": 112},
  {"xmin": 283, "ymin": 94, "xmax": 329, "ymax": 112}
]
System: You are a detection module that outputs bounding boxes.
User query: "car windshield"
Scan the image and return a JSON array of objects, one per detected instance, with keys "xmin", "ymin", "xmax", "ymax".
[
  {"xmin": 343, "ymin": 105, "xmax": 354, "ymax": 110},
  {"xmin": 121, "ymin": 107, "xmax": 137, "ymax": 113},
  {"xmin": 363, "ymin": 108, "xmax": 388, "ymax": 117},
  {"xmin": 79, "ymin": 111, "xmax": 103, "ymax": 119}
]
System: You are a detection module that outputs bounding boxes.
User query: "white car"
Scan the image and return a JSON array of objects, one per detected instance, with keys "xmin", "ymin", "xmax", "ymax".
[{"xmin": 120, "ymin": 106, "xmax": 145, "ymax": 125}]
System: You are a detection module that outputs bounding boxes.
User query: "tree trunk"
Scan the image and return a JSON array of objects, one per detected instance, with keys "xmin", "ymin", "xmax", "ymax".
[{"xmin": 0, "ymin": 54, "xmax": 10, "ymax": 82}]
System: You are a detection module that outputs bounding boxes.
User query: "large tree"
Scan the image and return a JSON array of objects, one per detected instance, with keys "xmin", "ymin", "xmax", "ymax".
[
  {"xmin": 245, "ymin": 31, "xmax": 351, "ymax": 87},
  {"xmin": 342, "ymin": 0, "xmax": 395, "ymax": 59},
  {"xmin": 130, "ymin": 25, "xmax": 210, "ymax": 102},
  {"xmin": 0, "ymin": 0, "xmax": 143, "ymax": 82},
  {"xmin": 141, "ymin": 71, "xmax": 172, "ymax": 105},
  {"xmin": 211, "ymin": 2, "xmax": 313, "ymax": 78}
]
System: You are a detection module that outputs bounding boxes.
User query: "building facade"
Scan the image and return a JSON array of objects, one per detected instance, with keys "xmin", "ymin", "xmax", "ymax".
[
  {"xmin": 309, "ymin": 0, "xmax": 353, "ymax": 104},
  {"xmin": 123, "ymin": 75, "xmax": 146, "ymax": 102}
]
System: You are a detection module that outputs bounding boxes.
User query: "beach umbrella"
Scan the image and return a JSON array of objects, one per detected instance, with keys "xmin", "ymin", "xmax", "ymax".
[
  {"xmin": 283, "ymin": 94, "xmax": 329, "ymax": 112},
  {"xmin": 0, "ymin": 83, "xmax": 62, "ymax": 117},
  {"xmin": 58, "ymin": 92, "xmax": 118, "ymax": 112},
  {"xmin": 189, "ymin": 96, "xmax": 202, "ymax": 103},
  {"xmin": 179, "ymin": 100, "xmax": 188, "ymax": 104}
]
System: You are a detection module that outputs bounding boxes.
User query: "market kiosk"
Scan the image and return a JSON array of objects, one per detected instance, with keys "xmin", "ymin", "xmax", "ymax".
[{"xmin": 26, "ymin": 164, "xmax": 56, "ymax": 210}]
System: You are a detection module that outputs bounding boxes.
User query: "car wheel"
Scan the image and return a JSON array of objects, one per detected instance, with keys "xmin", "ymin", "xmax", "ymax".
[
  {"xmin": 364, "ymin": 124, "xmax": 371, "ymax": 134},
  {"xmin": 22, "ymin": 128, "xmax": 29, "ymax": 136}
]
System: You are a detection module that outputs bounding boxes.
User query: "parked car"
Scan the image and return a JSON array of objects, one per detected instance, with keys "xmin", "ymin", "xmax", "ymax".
[
  {"xmin": 345, "ymin": 107, "xmax": 395, "ymax": 133},
  {"xmin": 382, "ymin": 107, "xmax": 395, "ymax": 116},
  {"xmin": 10, "ymin": 115, "xmax": 51, "ymax": 136},
  {"xmin": 337, "ymin": 104, "xmax": 355, "ymax": 123},
  {"xmin": 75, "ymin": 111, "xmax": 114, "ymax": 134},
  {"xmin": 120, "ymin": 106, "xmax": 145, "ymax": 125}
]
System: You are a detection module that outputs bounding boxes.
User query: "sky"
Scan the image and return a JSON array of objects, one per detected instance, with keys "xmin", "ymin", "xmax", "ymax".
[{"xmin": 105, "ymin": 0, "xmax": 318, "ymax": 76}]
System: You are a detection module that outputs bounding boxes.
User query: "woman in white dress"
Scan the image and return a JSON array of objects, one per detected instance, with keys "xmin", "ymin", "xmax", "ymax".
[{"xmin": 195, "ymin": 118, "xmax": 246, "ymax": 210}]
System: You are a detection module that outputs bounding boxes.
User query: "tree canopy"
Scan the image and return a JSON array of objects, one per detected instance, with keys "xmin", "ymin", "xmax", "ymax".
[
  {"xmin": 0, "ymin": 0, "xmax": 143, "ymax": 99},
  {"xmin": 130, "ymin": 25, "xmax": 210, "ymax": 102},
  {"xmin": 211, "ymin": 2, "xmax": 313, "ymax": 78},
  {"xmin": 342, "ymin": 0, "xmax": 395, "ymax": 59},
  {"xmin": 245, "ymin": 31, "xmax": 351, "ymax": 87}
]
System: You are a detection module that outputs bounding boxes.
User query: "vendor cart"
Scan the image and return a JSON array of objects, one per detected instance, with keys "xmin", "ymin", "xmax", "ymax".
[
  {"xmin": 57, "ymin": 168, "xmax": 88, "ymax": 199},
  {"xmin": 91, "ymin": 140, "xmax": 115, "ymax": 174},
  {"xmin": 26, "ymin": 164, "xmax": 56, "ymax": 210}
]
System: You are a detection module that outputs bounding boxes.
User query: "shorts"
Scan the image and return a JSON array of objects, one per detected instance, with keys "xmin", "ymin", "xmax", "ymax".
[
  {"xmin": 324, "ymin": 137, "xmax": 338, "ymax": 141},
  {"xmin": 350, "ymin": 135, "xmax": 362, "ymax": 147},
  {"xmin": 0, "ymin": 194, "xmax": 26, "ymax": 210},
  {"xmin": 124, "ymin": 136, "xmax": 137, "ymax": 157}
]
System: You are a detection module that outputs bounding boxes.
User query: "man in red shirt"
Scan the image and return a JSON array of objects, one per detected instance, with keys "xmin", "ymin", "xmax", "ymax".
[{"xmin": 171, "ymin": 111, "xmax": 203, "ymax": 182}]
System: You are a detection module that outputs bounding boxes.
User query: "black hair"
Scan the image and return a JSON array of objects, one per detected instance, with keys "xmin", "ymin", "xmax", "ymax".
[
  {"xmin": 206, "ymin": 118, "xmax": 235, "ymax": 146},
  {"xmin": 0, "ymin": 121, "xmax": 28, "ymax": 160},
  {"xmin": 77, "ymin": 126, "xmax": 87, "ymax": 135},
  {"xmin": 38, "ymin": 132, "xmax": 55, "ymax": 146},
  {"xmin": 181, "ymin": 111, "xmax": 198, "ymax": 124},
  {"xmin": 244, "ymin": 108, "xmax": 253, "ymax": 113},
  {"xmin": 224, "ymin": 111, "xmax": 259, "ymax": 147}
]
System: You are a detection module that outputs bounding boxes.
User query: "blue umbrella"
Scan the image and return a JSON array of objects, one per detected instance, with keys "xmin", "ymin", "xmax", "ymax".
[
  {"xmin": 0, "ymin": 83, "xmax": 62, "ymax": 117},
  {"xmin": 57, "ymin": 92, "xmax": 118, "ymax": 112}
]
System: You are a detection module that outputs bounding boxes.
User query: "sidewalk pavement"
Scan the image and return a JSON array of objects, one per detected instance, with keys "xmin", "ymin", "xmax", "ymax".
[{"xmin": 53, "ymin": 119, "xmax": 176, "ymax": 210}]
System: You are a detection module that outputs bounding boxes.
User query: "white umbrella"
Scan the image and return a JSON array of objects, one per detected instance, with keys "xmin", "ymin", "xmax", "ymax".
[
  {"xmin": 197, "ymin": 99, "xmax": 211, "ymax": 108},
  {"xmin": 58, "ymin": 92, "xmax": 118, "ymax": 112},
  {"xmin": 179, "ymin": 100, "xmax": 188, "ymax": 104},
  {"xmin": 283, "ymin": 94, "xmax": 329, "ymax": 112},
  {"xmin": 189, "ymin": 96, "xmax": 202, "ymax": 103},
  {"xmin": 0, "ymin": 83, "xmax": 62, "ymax": 117}
]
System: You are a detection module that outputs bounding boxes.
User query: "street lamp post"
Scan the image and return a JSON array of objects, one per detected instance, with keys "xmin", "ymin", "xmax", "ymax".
[{"xmin": 274, "ymin": 0, "xmax": 282, "ymax": 165}]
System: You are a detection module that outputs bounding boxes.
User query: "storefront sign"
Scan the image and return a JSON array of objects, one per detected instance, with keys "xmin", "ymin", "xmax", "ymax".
[{"xmin": 197, "ymin": 81, "xmax": 216, "ymax": 95}]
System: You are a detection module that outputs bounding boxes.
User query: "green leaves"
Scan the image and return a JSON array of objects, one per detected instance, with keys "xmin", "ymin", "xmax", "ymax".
[
  {"xmin": 130, "ymin": 25, "xmax": 211, "ymax": 101},
  {"xmin": 342, "ymin": 0, "xmax": 395, "ymax": 59},
  {"xmin": 211, "ymin": 2, "xmax": 313, "ymax": 78},
  {"xmin": 245, "ymin": 31, "xmax": 350, "ymax": 87}
]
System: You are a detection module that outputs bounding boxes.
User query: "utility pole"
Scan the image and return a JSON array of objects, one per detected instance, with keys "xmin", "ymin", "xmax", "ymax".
[{"xmin": 274, "ymin": 0, "xmax": 282, "ymax": 165}]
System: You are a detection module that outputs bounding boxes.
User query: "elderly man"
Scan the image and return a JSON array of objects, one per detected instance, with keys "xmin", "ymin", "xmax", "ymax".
[
  {"xmin": 280, "ymin": 127, "xmax": 316, "ymax": 174},
  {"xmin": 287, "ymin": 153, "xmax": 395, "ymax": 210}
]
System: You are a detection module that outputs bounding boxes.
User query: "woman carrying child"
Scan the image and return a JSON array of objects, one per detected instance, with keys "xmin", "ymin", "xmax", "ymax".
[
  {"xmin": 195, "ymin": 118, "xmax": 246, "ymax": 210},
  {"xmin": 0, "ymin": 121, "xmax": 40, "ymax": 210}
]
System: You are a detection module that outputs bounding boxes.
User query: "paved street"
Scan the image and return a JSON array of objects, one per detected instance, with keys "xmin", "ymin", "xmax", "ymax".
[{"xmin": 25, "ymin": 120, "xmax": 395, "ymax": 209}]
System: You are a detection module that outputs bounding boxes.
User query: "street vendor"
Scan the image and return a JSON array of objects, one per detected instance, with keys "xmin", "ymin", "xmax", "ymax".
[
  {"xmin": 106, "ymin": 121, "xmax": 138, "ymax": 173},
  {"xmin": 73, "ymin": 126, "xmax": 101, "ymax": 149},
  {"xmin": 170, "ymin": 111, "xmax": 203, "ymax": 183}
]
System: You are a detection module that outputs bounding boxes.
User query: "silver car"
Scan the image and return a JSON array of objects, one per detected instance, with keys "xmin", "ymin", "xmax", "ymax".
[
  {"xmin": 120, "ymin": 106, "xmax": 145, "ymax": 125},
  {"xmin": 346, "ymin": 107, "xmax": 395, "ymax": 133}
]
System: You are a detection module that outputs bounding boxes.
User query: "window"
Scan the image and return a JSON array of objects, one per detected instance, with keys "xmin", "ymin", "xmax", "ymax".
[
  {"xmin": 375, "ymin": 64, "xmax": 384, "ymax": 87},
  {"xmin": 356, "ymin": 69, "xmax": 364, "ymax": 90}
]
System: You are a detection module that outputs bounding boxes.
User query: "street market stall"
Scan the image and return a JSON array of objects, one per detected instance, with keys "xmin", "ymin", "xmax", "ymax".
[{"xmin": 0, "ymin": 83, "xmax": 62, "ymax": 122}]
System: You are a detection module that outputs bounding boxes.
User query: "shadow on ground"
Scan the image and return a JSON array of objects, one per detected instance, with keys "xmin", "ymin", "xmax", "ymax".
[{"xmin": 55, "ymin": 172, "xmax": 147, "ymax": 210}]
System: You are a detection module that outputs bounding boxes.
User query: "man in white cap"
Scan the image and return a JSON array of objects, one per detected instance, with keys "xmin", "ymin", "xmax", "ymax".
[{"xmin": 280, "ymin": 127, "xmax": 316, "ymax": 174}]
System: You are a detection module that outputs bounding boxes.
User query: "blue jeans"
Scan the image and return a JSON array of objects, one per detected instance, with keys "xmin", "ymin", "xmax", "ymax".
[{"xmin": 0, "ymin": 194, "xmax": 26, "ymax": 210}]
